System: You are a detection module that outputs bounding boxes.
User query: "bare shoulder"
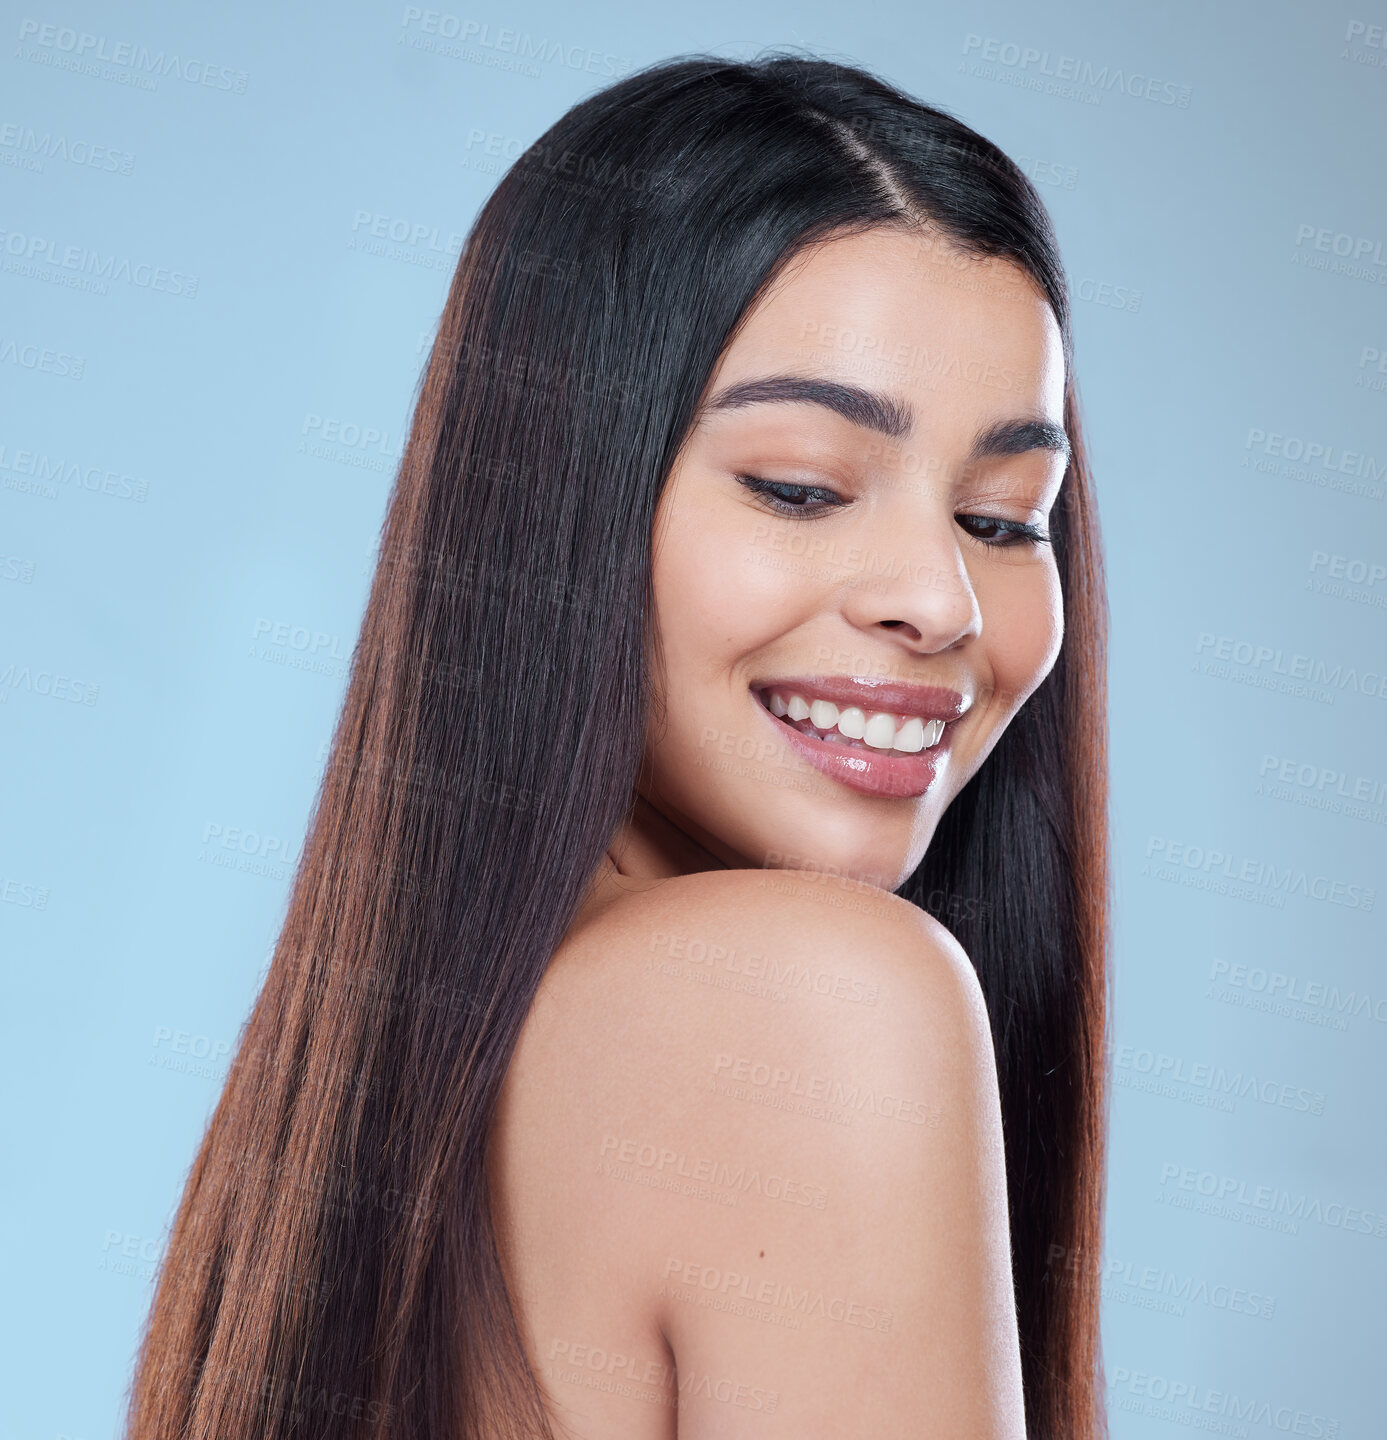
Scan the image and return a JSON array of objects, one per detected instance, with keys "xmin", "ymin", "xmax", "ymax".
[
  {"xmin": 528, "ymin": 866, "xmax": 999, "ymax": 1149},
  {"xmin": 558, "ymin": 864, "xmax": 990, "ymax": 1032},
  {"xmin": 490, "ymin": 869, "xmax": 1022, "ymax": 1437}
]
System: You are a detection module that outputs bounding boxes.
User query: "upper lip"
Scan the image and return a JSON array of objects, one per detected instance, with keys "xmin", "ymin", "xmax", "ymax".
[{"xmin": 751, "ymin": 674, "xmax": 972, "ymax": 722}]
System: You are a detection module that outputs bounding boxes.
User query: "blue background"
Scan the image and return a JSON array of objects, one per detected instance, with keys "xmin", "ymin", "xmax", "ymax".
[{"xmin": 3, "ymin": 2, "xmax": 1384, "ymax": 1435}]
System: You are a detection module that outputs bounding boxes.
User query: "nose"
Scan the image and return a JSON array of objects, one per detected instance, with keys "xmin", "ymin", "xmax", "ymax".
[{"xmin": 837, "ymin": 520, "xmax": 981, "ymax": 654}]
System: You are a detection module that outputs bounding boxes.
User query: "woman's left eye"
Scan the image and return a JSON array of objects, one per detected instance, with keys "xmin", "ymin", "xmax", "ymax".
[
  {"xmin": 736, "ymin": 474, "xmax": 847, "ymax": 516},
  {"xmin": 955, "ymin": 513, "xmax": 1050, "ymax": 547}
]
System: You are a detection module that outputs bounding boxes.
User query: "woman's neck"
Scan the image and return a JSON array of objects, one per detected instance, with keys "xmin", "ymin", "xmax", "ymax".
[
  {"xmin": 606, "ymin": 793, "xmax": 730, "ymax": 882},
  {"xmin": 573, "ymin": 795, "xmax": 736, "ymax": 931}
]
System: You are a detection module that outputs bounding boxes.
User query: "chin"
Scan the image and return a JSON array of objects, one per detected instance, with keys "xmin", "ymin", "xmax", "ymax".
[{"xmin": 739, "ymin": 798, "xmax": 938, "ymax": 893}]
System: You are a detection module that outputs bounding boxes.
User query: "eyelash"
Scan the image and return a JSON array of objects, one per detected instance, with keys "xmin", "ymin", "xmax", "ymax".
[{"xmin": 735, "ymin": 474, "xmax": 1051, "ymax": 548}]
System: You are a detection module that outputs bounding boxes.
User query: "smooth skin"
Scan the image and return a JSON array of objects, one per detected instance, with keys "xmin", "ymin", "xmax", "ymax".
[{"xmin": 487, "ymin": 225, "xmax": 1069, "ymax": 1438}]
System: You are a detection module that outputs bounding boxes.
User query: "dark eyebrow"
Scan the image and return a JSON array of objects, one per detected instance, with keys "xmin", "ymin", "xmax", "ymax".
[
  {"xmin": 969, "ymin": 417, "xmax": 1071, "ymax": 466},
  {"xmin": 700, "ymin": 373, "xmax": 1070, "ymax": 466},
  {"xmin": 701, "ymin": 375, "xmax": 914, "ymax": 439}
]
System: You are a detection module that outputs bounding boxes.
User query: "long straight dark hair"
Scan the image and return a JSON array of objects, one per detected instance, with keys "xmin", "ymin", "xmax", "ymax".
[{"xmin": 126, "ymin": 51, "xmax": 1108, "ymax": 1440}]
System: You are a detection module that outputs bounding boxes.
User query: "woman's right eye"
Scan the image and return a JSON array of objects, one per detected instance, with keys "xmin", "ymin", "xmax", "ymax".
[{"xmin": 736, "ymin": 474, "xmax": 848, "ymax": 517}]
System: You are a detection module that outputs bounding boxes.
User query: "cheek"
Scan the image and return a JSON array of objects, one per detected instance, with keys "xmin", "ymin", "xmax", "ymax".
[
  {"xmin": 978, "ymin": 560, "xmax": 1064, "ymax": 709},
  {"xmin": 652, "ymin": 501, "xmax": 816, "ymax": 691}
]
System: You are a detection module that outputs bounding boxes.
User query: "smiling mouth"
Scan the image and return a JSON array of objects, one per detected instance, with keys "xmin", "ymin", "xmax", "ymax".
[
  {"xmin": 755, "ymin": 686, "xmax": 945, "ymax": 755},
  {"xmin": 748, "ymin": 678, "xmax": 964, "ymax": 800}
]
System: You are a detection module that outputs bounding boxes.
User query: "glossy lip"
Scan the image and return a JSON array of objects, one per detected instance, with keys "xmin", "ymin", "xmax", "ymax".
[{"xmin": 748, "ymin": 675, "xmax": 968, "ymax": 800}]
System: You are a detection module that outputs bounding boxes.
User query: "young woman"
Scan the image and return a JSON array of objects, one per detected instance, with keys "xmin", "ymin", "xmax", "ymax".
[{"xmin": 126, "ymin": 52, "xmax": 1109, "ymax": 1440}]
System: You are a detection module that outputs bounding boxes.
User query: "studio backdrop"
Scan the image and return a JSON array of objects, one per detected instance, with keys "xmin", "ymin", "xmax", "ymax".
[{"xmin": 2, "ymin": 2, "xmax": 1384, "ymax": 1437}]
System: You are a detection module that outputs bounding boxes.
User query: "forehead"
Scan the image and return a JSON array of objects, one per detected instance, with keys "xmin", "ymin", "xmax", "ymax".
[{"xmin": 709, "ymin": 226, "xmax": 1066, "ymax": 437}]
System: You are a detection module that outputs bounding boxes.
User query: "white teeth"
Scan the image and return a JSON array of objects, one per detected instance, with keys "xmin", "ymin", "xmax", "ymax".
[
  {"xmin": 893, "ymin": 717, "xmax": 925, "ymax": 753},
  {"xmin": 863, "ymin": 712, "xmax": 898, "ymax": 749},
  {"xmin": 836, "ymin": 706, "xmax": 866, "ymax": 739},
  {"xmin": 808, "ymin": 698, "xmax": 840, "ymax": 730},
  {"xmin": 762, "ymin": 687, "xmax": 949, "ymax": 756}
]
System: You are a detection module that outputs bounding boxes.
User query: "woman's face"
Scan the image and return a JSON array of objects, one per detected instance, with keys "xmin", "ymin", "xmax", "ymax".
[{"xmin": 644, "ymin": 225, "xmax": 1068, "ymax": 890}]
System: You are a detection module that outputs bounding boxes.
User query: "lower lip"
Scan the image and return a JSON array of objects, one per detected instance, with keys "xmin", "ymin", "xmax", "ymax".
[{"xmin": 751, "ymin": 694, "xmax": 951, "ymax": 800}]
